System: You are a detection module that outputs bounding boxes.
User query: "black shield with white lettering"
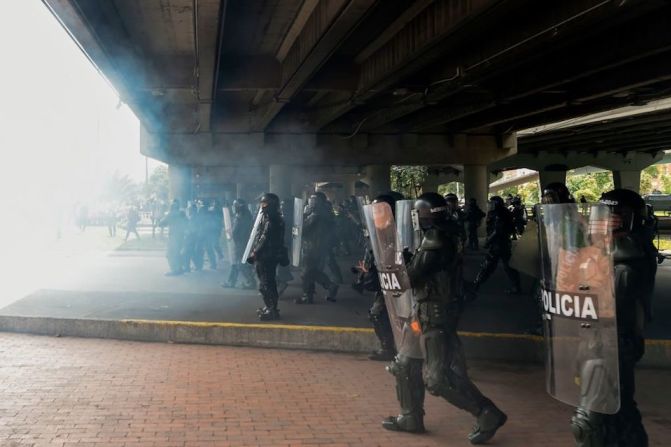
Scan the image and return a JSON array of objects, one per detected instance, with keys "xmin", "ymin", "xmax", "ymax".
[
  {"xmin": 363, "ymin": 202, "xmax": 422, "ymax": 359},
  {"xmin": 537, "ymin": 203, "xmax": 620, "ymax": 414}
]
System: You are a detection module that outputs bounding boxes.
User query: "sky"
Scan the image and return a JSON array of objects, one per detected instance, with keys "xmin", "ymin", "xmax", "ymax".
[{"xmin": 0, "ymin": 0, "xmax": 163, "ymax": 250}]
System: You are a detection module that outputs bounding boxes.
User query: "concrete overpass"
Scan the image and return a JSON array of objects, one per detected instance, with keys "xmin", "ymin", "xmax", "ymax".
[{"xmin": 43, "ymin": 0, "xmax": 671, "ymax": 207}]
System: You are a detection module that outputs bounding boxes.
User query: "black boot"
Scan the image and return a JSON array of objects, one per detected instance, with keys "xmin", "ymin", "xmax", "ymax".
[
  {"xmin": 295, "ymin": 294, "xmax": 313, "ymax": 304},
  {"xmin": 468, "ymin": 404, "xmax": 507, "ymax": 445},
  {"xmin": 369, "ymin": 349, "xmax": 396, "ymax": 361},
  {"xmin": 258, "ymin": 307, "xmax": 280, "ymax": 321},
  {"xmin": 382, "ymin": 413, "xmax": 425, "ymax": 433},
  {"xmin": 326, "ymin": 284, "xmax": 339, "ymax": 302}
]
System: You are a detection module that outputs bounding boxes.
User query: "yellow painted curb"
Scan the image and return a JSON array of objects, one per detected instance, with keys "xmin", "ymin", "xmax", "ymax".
[
  {"xmin": 118, "ymin": 320, "xmax": 671, "ymax": 346},
  {"xmin": 120, "ymin": 320, "xmax": 545, "ymax": 341},
  {"xmin": 120, "ymin": 319, "xmax": 374, "ymax": 333}
]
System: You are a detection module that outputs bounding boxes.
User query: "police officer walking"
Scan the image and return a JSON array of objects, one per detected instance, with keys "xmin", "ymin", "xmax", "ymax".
[
  {"xmin": 159, "ymin": 200, "xmax": 188, "ymax": 276},
  {"xmin": 470, "ymin": 195, "xmax": 521, "ymax": 294},
  {"xmin": 465, "ymin": 198, "xmax": 486, "ymax": 250},
  {"xmin": 223, "ymin": 199, "xmax": 256, "ymax": 289},
  {"xmin": 383, "ymin": 193, "xmax": 507, "ymax": 444},
  {"xmin": 247, "ymin": 193, "xmax": 287, "ymax": 321},
  {"xmin": 568, "ymin": 189, "xmax": 656, "ymax": 446},
  {"xmin": 297, "ymin": 192, "xmax": 339, "ymax": 304}
]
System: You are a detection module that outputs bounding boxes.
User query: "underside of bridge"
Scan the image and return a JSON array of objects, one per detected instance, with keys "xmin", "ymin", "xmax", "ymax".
[{"xmin": 43, "ymin": 0, "xmax": 671, "ymax": 202}]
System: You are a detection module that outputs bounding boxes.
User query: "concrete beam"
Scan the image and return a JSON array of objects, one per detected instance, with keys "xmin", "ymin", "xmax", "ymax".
[
  {"xmin": 141, "ymin": 131, "xmax": 517, "ymax": 167},
  {"xmin": 313, "ymin": 0, "xmax": 501, "ymax": 129},
  {"xmin": 194, "ymin": 0, "xmax": 224, "ymax": 132},
  {"xmin": 250, "ymin": 0, "xmax": 377, "ymax": 131},
  {"xmin": 490, "ymin": 150, "xmax": 664, "ymax": 174},
  {"xmin": 612, "ymin": 170, "xmax": 642, "ymax": 193}
]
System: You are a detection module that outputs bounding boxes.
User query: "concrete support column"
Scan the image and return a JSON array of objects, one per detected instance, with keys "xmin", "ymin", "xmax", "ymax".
[
  {"xmin": 269, "ymin": 165, "xmax": 293, "ymax": 200},
  {"xmin": 169, "ymin": 164, "xmax": 192, "ymax": 207},
  {"xmin": 463, "ymin": 164, "xmax": 489, "ymax": 237},
  {"xmin": 538, "ymin": 169, "xmax": 567, "ymax": 189},
  {"xmin": 342, "ymin": 175, "xmax": 358, "ymax": 197},
  {"xmin": 235, "ymin": 183, "xmax": 247, "ymax": 201},
  {"xmin": 365, "ymin": 165, "xmax": 391, "ymax": 198},
  {"xmin": 612, "ymin": 170, "xmax": 641, "ymax": 193}
]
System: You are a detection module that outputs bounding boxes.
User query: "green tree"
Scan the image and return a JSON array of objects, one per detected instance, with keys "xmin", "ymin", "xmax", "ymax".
[
  {"xmin": 144, "ymin": 165, "xmax": 169, "ymax": 201},
  {"xmin": 101, "ymin": 171, "xmax": 140, "ymax": 204},
  {"xmin": 391, "ymin": 165, "xmax": 427, "ymax": 198}
]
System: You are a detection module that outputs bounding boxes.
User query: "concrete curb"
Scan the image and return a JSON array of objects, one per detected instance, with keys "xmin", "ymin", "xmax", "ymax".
[{"xmin": 0, "ymin": 316, "xmax": 668, "ymax": 367}]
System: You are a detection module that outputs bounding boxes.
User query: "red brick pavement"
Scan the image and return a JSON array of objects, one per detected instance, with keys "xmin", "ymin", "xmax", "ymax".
[{"xmin": 0, "ymin": 333, "xmax": 668, "ymax": 447}]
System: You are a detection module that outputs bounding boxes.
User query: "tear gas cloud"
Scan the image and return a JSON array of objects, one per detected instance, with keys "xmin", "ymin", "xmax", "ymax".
[{"xmin": 0, "ymin": 1, "xmax": 152, "ymax": 290}]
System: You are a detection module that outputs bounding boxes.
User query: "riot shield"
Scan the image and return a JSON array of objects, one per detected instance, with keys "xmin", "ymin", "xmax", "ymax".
[
  {"xmin": 395, "ymin": 200, "xmax": 421, "ymax": 253},
  {"xmin": 356, "ymin": 196, "xmax": 370, "ymax": 228},
  {"xmin": 222, "ymin": 206, "xmax": 236, "ymax": 263},
  {"xmin": 363, "ymin": 201, "xmax": 422, "ymax": 358},
  {"xmin": 538, "ymin": 203, "xmax": 620, "ymax": 414},
  {"xmin": 241, "ymin": 208, "xmax": 264, "ymax": 264},
  {"xmin": 291, "ymin": 197, "xmax": 304, "ymax": 267},
  {"xmin": 509, "ymin": 219, "xmax": 540, "ymax": 278}
]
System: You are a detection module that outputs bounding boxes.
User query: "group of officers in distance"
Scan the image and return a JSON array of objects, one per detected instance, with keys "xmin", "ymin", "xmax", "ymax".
[{"xmin": 163, "ymin": 182, "xmax": 657, "ymax": 446}]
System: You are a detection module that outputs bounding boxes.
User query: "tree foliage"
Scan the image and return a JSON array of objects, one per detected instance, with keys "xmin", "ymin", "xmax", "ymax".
[
  {"xmin": 144, "ymin": 164, "xmax": 169, "ymax": 201},
  {"xmin": 391, "ymin": 165, "xmax": 427, "ymax": 199}
]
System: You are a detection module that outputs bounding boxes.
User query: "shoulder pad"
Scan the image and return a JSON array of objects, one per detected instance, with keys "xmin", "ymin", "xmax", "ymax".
[{"xmin": 419, "ymin": 229, "xmax": 449, "ymax": 251}]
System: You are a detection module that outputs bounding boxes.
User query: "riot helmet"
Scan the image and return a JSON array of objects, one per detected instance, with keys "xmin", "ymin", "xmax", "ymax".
[
  {"xmin": 233, "ymin": 198, "xmax": 246, "ymax": 213},
  {"xmin": 386, "ymin": 191, "xmax": 405, "ymax": 202},
  {"xmin": 599, "ymin": 189, "xmax": 646, "ymax": 235},
  {"xmin": 542, "ymin": 182, "xmax": 573, "ymax": 204},
  {"xmin": 414, "ymin": 192, "xmax": 448, "ymax": 230},
  {"xmin": 259, "ymin": 192, "xmax": 280, "ymax": 213},
  {"xmin": 444, "ymin": 193, "xmax": 459, "ymax": 212},
  {"xmin": 488, "ymin": 196, "xmax": 505, "ymax": 212}
]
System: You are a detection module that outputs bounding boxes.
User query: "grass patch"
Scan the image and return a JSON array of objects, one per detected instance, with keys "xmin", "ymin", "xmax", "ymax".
[{"xmin": 654, "ymin": 235, "xmax": 671, "ymax": 252}]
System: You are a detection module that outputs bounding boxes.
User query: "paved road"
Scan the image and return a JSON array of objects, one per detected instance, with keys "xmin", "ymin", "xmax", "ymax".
[
  {"xmin": 0, "ymin": 333, "xmax": 668, "ymax": 447},
  {"xmin": 1, "ymin": 226, "xmax": 670, "ymax": 337}
]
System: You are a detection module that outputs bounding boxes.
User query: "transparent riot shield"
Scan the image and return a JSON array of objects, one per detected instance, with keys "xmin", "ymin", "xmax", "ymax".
[
  {"xmin": 356, "ymin": 195, "xmax": 370, "ymax": 229},
  {"xmin": 395, "ymin": 200, "xmax": 421, "ymax": 253},
  {"xmin": 222, "ymin": 206, "xmax": 236, "ymax": 263},
  {"xmin": 363, "ymin": 202, "xmax": 422, "ymax": 358},
  {"xmin": 241, "ymin": 208, "xmax": 264, "ymax": 264},
  {"xmin": 291, "ymin": 197, "xmax": 304, "ymax": 267},
  {"xmin": 538, "ymin": 203, "xmax": 620, "ymax": 414}
]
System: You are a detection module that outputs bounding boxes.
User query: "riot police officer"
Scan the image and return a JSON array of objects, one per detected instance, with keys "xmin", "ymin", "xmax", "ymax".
[
  {"xmin": 471, "ymin": 195, "xmax": 521, "ymax": 294},
  {"xmin": 465, "ymin": 198, "xmax": 486, "ymax": 250},
  {"xmin": 570, "ymin": 189, "xmax": 656, "ymax": 446},
  {"xmin": 384, "ymin": 193, "xmax": 507, "ymax": 444},
  {"xmin": 223, "ymin": 199, "xmax": 255, "ymax": 289},
  {"xmin": 297, "ymin": 192, "xmax": 339, "ymax": 304},
  {"xmin": 511, "ymin": 196, "xmax": 527, "ymax": 236},
  {"xmin": 358, "ymin": 194, "xmax": 399, "ymax": 361},
  {"xmin": 247, "ymin": 193, "xmax": 286, "ymax": 321},
  {"xmin": 445, "ymin": 193, "xmax": 467, "ymax": 244},
  {"xmin": 159, "ymin": 200, "xmax": 188, "ymax": 276}
]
